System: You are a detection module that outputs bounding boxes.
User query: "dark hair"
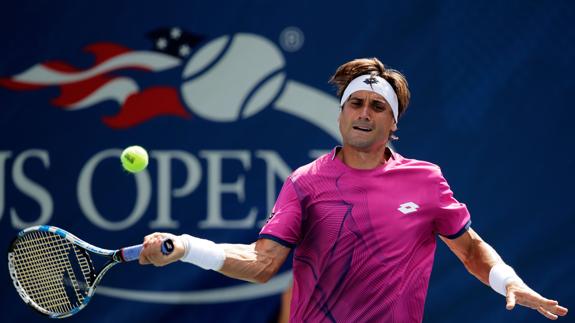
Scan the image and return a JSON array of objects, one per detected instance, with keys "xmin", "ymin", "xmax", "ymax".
[{"xmin": 329, "ymin": 57, "xmax": 410, "ymax": 119}]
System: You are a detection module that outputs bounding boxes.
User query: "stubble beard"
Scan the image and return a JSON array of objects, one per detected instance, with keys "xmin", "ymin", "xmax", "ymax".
[
  {"xmin": 344, "ymin": 132, "xmax": 381, "ymax": 150},
  {"xmin": 344, "ymin": 129, "xmax": 391, "ymax": 151}
]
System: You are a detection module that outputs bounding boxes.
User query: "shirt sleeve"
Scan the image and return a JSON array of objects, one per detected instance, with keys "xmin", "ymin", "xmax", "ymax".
[
  {"xmin": 258, "ymin": 177, "xmax": 302, "ymax": 248},
  {"xmin": 433, "ymin": 168, "xmax": 471, "ymax": 239}
]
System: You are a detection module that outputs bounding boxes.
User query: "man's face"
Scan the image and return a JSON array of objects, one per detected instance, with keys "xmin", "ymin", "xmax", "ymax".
[{"xmin": 338, "ymin": 90, "xmax": 397, "ymax": 151}]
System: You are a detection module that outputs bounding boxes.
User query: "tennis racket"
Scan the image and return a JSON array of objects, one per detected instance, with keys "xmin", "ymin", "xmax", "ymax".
[{"xmin": 7, "ymin": 225, "xmax": 173, "ymax": 319}]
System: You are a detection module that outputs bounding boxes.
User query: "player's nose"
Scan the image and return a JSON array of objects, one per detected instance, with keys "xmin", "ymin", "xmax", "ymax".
[{"xmin": 358, "ymin": 103, "xmax": 371, "ymax": 120}]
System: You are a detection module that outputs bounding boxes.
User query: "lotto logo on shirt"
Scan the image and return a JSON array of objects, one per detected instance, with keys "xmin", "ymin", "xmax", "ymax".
[{"xmin": 398, "ymin": 202, "xmax": 420, "ymax": 214}]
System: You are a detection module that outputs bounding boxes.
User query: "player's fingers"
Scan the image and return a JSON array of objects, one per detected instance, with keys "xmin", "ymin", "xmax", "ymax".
[
  {"xmin": 555, "ymin": 305, "xmax": 568, "ymax": 316},
  {"xmin": 542, "ymin": 302, "xmax": 569, "ymax": 317},
  {"xmin": 144, "ymin": 232, "xmax": 167, "ymax": 243},
  {"xmin": 140, "ymin": 238, "xmax": 157, "ymax": 264},
  {"xmin": 143, "ymin": 233, "xmax": 159, "ymax": 246},
  {"xmin": 138, "ymin": 251, "xmax": 152, "ymax": 265},
  {"xmin": 515, "ymin": 290, "xmax": 544, "ymax": 309},
  {"xmin": 510, "ymin": 285, "xmax": 568, "ymax": 318},
  {"xmin": 149, "ymin": 238, "xmax": 173, "ymax": 266},
  {"xmin": 139, "ymin": 257, "xmax": 151, "ymax": 265},
  {"xmin": 541, "ymin": 299, "xmax": 559, "ymax": 312},
  {"xmin": 537, "ymin": 306, "xmax": 558, "ymax": 320},
  {"xmin": 147, "ymin": 237, "xmax": 161, "ymax": 252},
  {"xmin": 141, "ymin": 234, "xmax": 180, "ymax": 266},
  {"xmin": 545, "ymin": 299, "xmax": 558, "ymax": 306},
  {"xmin": 144, "ymin": 232, "xmax": 160, "ymax": 240},
  {"xmin": 506, "ymin": 290, "xmax": 516, "ymax": 310},
  {"xmin": 141, "ymin": 239, "xmax": 159, "ymax": 261}
]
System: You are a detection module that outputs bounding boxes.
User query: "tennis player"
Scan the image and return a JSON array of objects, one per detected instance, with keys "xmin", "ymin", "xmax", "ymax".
[{"xmin": 140, "ymin": 58, "xmax": 568, "ymax": 322}]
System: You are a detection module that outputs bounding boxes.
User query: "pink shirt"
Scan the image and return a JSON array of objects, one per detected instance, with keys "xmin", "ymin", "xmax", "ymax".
[{"xmin": 260, "ymin": 147, "xmax": 471, "ymax": 323}]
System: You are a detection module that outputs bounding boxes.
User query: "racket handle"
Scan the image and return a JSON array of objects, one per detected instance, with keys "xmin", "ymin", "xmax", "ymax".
[
  {"xmin": 120, "ymin": 239, "xmax": 175, "ymax": 262},
  {"xmin": 161, "ymin": 239, "xmax": 175, "ymax": 255}
]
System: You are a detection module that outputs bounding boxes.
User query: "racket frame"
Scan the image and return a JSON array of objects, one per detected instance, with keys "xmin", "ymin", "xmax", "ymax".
[{"xmin": 8, "ymin": 225, "xmax": 128, "ymax": 319}]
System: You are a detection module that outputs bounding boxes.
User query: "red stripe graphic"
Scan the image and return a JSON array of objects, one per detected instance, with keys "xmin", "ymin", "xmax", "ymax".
[{"xmin": 103, "ymin": 87, "xmax": 190, "ymax": 129}]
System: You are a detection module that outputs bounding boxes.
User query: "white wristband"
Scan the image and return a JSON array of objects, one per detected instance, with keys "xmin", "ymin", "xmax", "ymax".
[
  {"xmin": 179, "ymin": 234, "xmax": 225, "ymax": 271},
  {"xmin": 489, "ymin": 263, "xmax": 523, "ymax": 296}
]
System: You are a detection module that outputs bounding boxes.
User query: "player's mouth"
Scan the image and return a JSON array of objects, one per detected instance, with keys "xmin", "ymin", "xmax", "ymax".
[{"xmin": 352, "ymin": 125, "xmax": 372, "ymax": 132}]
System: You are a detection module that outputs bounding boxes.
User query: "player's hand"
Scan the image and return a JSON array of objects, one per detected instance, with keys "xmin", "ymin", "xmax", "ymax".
[
  {"xmin": 139, "ymin": 232, "xmax": 186, "ymax": 267},
  {"xmin": 505, "ymin": 280, "xmax": 568, "ymax": 320}
]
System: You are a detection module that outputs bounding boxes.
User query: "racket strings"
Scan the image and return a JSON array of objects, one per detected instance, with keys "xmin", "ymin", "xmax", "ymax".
[
  {"xmin": 15, "ymin": 232, "xmax": 83, "ymax": 313},
  {"xmin": 12, "ymin": 232, "xmax": 71, "ymax": 311},
  {"xmin": 9, "ymin": 231, "xmax": 94, "ymax": 314},
  {"xmin": 12, "ymin": 231, "xmax": 79, "ymax": 313}
]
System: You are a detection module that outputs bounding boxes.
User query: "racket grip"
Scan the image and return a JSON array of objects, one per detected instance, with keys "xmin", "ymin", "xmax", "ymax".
[
  {"xmin": 161, "ymin": 239, "xmax": 175, "ymax": 255},
  {"xmin": 121, "ymin": 239, "xmax": 175, "ymax": 262}
]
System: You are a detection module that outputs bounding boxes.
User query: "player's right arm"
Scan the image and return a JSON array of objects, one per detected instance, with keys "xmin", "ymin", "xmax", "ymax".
[
  {"xmin": 140, "ymin": 233, "xmax": 290, "ymax": 284},
  {"xmin": 218, "ymin": 239, "xmax": 291, "ymax": 283},
  {"xmin": 140, "ymin": 176, "xmax": 301, "ymax": 283}
]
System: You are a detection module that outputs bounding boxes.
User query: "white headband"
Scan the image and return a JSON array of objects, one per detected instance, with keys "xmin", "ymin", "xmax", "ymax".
[{"xmin": 340, "ymin": 74, "xmax": 399, "ymax": 122}]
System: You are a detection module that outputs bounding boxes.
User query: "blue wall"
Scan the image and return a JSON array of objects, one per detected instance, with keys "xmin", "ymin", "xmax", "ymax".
[{"xmin": 1, "ymin": 1, "xmax": 573, "ymax": 322}]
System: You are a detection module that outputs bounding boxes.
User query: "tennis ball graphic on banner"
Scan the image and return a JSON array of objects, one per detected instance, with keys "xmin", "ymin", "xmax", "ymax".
[{"xmin": 180, "ymin": 34, "xmax": 286, "ymax": 122}]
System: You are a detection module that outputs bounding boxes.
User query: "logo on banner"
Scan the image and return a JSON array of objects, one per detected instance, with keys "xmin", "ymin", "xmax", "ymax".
[
  {"xmin": 0, "ymin": 27, "xmax": 339, "ymax": 139},
  {"xmin": 0, "ymin": 27, "xmax": 339, "ymax": 304}
]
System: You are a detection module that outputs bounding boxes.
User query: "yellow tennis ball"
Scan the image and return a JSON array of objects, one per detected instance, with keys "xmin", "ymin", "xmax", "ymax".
[{"xmin": 121, "ymin": 146, "xmax": 149, "ymax": 173}]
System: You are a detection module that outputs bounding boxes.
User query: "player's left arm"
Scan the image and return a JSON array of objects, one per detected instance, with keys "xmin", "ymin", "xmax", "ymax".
[{"xmin": 441, "ymin": 228, "xmax": 568, "ymax": 320}]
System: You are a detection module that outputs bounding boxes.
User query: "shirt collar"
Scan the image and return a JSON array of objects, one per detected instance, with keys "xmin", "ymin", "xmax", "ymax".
[{"xmin": 331, "ymin": 145, "xmax": 396, "ymax": 161}]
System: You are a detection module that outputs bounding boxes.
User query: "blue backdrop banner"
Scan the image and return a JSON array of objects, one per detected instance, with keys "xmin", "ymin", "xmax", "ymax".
[{"xmin": 1, "ymin": 1, "xmax": 573, "ymax": 322}]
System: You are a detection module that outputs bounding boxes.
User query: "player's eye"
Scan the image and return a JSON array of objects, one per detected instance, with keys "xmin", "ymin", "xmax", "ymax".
[
  {"xmin": 349, "ymin": 100, "xmax": 362, "ymax": 107},
  {"xmin": 373, "ymin": 103, "xmax": 386, "ymax": 111}
]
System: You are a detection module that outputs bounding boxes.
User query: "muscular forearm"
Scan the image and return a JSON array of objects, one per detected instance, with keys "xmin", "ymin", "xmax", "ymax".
[
  {"xmin": 442, "ymin": 228, "xmax": 501, "ymax": 285},
  {"xmin": 141, "ymin": 234, "xmax": 290, "ymax": 284},
  {"xmin": 460, "ymin": 236, "xmax": 501, "ymax": 285},
  {"xmin": 140, "ymin": 233, "xmax": 291, "ymax": 283},
  {"xmin": 217, "ymin": 243, "xmax": 276, "ymax": 283}
]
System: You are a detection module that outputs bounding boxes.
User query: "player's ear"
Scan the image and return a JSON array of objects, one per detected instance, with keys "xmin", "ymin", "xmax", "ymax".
[{"xmin": 391, "ymin": 121, "xmax": 398, "ymax": 132}]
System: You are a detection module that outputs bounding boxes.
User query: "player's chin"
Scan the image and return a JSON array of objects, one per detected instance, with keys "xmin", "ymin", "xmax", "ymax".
[{"xmin": 346, "ymin": 135, "xmax": 374, "ymax": 149}]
